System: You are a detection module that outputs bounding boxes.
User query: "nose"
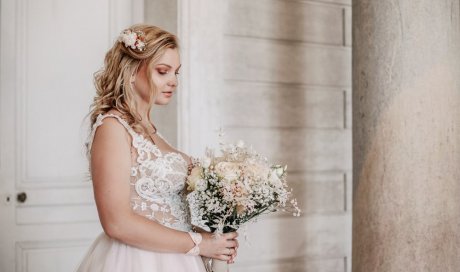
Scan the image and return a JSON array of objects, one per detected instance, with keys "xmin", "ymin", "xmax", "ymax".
[{"xmin": 168, "ymin": 74, "xmax": 178, "ymax": 87}]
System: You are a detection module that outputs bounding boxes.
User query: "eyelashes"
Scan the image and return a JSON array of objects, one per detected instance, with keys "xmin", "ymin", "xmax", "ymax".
[{"xmin": 158, "ymin": 70, "xmax": 180, "ymax": 76}]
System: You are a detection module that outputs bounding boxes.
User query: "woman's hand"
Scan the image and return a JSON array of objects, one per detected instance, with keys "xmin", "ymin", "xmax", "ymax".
[{"xmin": 199, "ymin": 232, "xmax": 239, "ymax": 263}]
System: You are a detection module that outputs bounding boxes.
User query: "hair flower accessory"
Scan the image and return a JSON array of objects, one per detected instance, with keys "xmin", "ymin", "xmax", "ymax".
[{"xmin": 118, "ymin": 29, "xmax": 146, "ymax": 51}]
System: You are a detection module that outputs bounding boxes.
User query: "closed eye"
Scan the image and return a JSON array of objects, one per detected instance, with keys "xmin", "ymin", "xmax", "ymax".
[{"xmin": 156, "ymin": 63, "xmax": 181, "ymax": 75}]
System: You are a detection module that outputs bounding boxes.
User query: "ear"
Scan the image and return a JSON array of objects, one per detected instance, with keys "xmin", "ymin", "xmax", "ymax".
[{"xmin": 131, "ymin": 62, "xmax": 144, "ymax": 84}]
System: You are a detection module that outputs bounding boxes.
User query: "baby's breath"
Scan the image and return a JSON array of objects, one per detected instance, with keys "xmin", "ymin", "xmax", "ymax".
[{"xmin": 186, "ymin": 135, "xmax": 301, "ymax": 234}]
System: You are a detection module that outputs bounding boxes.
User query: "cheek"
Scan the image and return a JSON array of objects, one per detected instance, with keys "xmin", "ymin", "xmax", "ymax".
[{"xmin": 151, "ymin": 73, "xmax": 166, "ymax": 87}]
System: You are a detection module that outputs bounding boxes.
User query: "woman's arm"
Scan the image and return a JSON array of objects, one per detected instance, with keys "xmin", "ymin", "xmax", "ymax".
[{"xmin": 90, "ymin": 118, "xmax": 237, "ymax": 260}]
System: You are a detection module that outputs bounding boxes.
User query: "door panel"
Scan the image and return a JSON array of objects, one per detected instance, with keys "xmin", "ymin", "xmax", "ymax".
[{"xmin": 0, "ymin": 0, "xmax": 138, "ymax": 271}]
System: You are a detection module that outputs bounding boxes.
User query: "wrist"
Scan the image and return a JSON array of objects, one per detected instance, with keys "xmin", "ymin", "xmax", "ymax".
[{"xmin": 185, "ymin": 231, "xmax": 202, "ymax": 256}]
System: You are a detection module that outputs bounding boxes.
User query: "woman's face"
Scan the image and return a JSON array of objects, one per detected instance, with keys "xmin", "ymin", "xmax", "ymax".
[{"xmin": 133, "ymin": 48, "xmax": 181, "ymax": 105}]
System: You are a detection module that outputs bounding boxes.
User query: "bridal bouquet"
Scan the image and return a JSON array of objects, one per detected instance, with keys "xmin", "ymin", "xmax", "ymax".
[{"xmin": 186, "ymin": 133, "xmax": 300, "ymax": 271}]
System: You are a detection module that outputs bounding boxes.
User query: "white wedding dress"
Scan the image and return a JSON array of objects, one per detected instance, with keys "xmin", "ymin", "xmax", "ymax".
[{"xmin": 76, "ymin": 113, "xmax": 206, "ymax": 272}]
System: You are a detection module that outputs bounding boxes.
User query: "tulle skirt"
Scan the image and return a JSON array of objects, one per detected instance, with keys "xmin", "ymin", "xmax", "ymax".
[{"xmin": 76, "ymin": 233, "xmax": 207, "ymax": 272}]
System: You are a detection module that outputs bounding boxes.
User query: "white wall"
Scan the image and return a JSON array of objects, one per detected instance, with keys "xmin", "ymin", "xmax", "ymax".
[
  {"xmin": 145, "ymin": 0, "xmax": 180, "ymax": 147},
  {"xmin": 176, "ymin": 0, "xmax": 352, "ymax": 271}
]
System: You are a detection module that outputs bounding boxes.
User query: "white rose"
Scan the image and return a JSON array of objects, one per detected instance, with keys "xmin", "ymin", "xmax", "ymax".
[
  {"xmin": 246, "ymin": 163, "xmax": 270, "ymax": 179},
  {"xmin": 215, "ymin": 162, "xmax": 241, "ymax": 182},
  {"xmin": 122, "ymin": 32, "xmax": 137, "ymax": 48},
  {"xmin": 200, "ymin": 156, "xmax": 211, "ymax": 169},
  {"xmin": 187, "ymin": 167, "xmax": 203, "ymax": 191}
]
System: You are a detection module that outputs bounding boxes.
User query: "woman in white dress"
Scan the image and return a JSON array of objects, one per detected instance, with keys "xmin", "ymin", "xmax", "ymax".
[{"xmin": 76, "ymin": 24, "xmax": 238, "ymax": 272}]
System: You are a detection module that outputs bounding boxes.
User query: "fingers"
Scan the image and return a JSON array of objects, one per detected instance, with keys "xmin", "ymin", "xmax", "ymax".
[
  {"xmin": 226, "ymin": 247, "xmax": 236, "ymax": 255},
  {"xmin": 213, "ymin": 247, "xmax": 237, "ymax": 261},
  {"xmin": 225, "ymin": 240, "xmax": 238, "ymax": 248},
  {"xmin": 205, "ymin": 232, "xmax": 239, "ymax": 262},
  {"xmin": 215, "ymin": 254, "xmax": 232, "ymax": 261},
  {"xmin": 222, "ymin": 247, "xmax": 238, "ymax": 264},
  {"xmin": 228, "ymin": 253, "xmax": 237, "ymax": 264},
  {"xmin": 223, "ymin": 232, "xmax": 239, "ymax": 249},
  {"xmin": 216, "ymin": 247, "xmax": 233, "ymax": 256},
  {"xmin": 228, "ymin": 250, "xmax": 238, "ymax": 264}
]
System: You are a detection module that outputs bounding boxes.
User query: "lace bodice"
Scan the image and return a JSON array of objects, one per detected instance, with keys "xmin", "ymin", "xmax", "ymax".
[{"xmin": 87, "ymin": 113, "xmax": 193, "ymax": 232}]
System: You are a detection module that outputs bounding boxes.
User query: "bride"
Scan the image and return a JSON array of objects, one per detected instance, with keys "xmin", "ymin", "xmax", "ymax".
[{"xmin": 76, "ymin": 24, "xmax": 238, "ymax": 272}]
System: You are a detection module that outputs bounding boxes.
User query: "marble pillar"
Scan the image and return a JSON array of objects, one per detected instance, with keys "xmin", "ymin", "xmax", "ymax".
[{"xmin": 352, "ymin": 1, "xmax": 460, "ymax": 271}]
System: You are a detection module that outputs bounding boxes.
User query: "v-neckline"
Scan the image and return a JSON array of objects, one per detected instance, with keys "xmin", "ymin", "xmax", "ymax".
[{"xmin": 102, "ymin": 113, "xmax": 189, "ymax": 165}]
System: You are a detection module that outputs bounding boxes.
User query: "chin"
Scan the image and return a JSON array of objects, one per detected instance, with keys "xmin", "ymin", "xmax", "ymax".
[{"xmin": 154, "ymin": 100, "xmax": 171, "ymax": 106}]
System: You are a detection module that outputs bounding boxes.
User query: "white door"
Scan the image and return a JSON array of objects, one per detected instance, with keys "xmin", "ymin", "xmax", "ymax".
[{"xmin": 0, "ymin": 0, "xmax": 141, "ymax": 271}]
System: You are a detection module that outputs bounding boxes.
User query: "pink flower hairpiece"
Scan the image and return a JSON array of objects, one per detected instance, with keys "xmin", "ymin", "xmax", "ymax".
[{"xmin": 118, "ymin": 29, "xmax": 146, "ymax": 51}]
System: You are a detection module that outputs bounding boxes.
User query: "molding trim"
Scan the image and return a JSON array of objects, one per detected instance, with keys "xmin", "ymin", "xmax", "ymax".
[
  {"xmin": 14, "ymin": 0, "xmax": 136, "ymax": 187},
  {"xmin": 177, "ymin": 0, "xmax": 192, "ymax": 152},
  {"xmin": 16, "ymin": 239, "xmax": 93, "ymax": 271}
]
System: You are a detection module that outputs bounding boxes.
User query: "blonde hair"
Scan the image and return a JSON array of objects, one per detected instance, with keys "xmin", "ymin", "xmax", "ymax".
[{"xmin": 89, "ymin": 24, "xmax": 179, "ymax": 136}]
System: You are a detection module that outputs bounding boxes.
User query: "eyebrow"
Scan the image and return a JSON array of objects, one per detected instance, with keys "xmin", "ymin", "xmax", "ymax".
[{"xmin": 156, "ymin": 63, "xmax": 182, "ymax": 70}]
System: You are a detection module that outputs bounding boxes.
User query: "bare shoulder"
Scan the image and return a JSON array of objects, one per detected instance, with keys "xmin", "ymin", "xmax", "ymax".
[
  {"xmin": 90, "ymin": 116, "xmax": 133, "ymax": 182},
  {"xmin": 91, "ymin": 116, "xmax": 131, "ymax": 156}
]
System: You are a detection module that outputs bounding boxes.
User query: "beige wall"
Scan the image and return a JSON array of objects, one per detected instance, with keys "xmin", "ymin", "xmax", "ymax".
[{"xmin": 147, "ymin": 0, "xmax": 352, "ymax": 271}]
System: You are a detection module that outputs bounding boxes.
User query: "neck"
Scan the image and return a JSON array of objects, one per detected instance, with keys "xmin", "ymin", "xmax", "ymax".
[
  {"xmin": 135, "ymin": 102, "xmax": 157, "ymax": 135},
  {"xmin": 138, "ymin": 108, "xmax": 150, "ymax": 122},
  {"xmin": 134, "ymin": 95, "xmax": 151, "ymax": 122}
]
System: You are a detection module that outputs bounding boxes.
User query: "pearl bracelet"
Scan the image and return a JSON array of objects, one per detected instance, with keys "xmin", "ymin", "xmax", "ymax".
[{"xmin": 186, "ymin": 232, "xmax": 202, "ymax": 256}]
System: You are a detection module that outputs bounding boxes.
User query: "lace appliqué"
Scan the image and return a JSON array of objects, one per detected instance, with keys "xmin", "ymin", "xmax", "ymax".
[{"xmin": 88, "ymin": 113, "xmax": 193, "ymax": 232}]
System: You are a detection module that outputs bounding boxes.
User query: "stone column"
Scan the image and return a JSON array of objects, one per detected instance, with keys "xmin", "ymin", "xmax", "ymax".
[{"xmin": 352, "ymin": 1, "xmax": 460, "ymax": 271}]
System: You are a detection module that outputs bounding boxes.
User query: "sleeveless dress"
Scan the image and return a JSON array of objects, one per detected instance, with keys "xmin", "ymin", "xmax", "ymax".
[{"xmin": 75, "ymin": 113, "xmax": 207, "ymax": 272}]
